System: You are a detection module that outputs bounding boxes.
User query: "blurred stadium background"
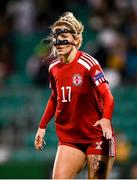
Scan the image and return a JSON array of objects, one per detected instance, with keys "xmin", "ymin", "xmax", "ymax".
[{"xmin": 0, "ymin": 0, "xmax": 137, "ymax": 178}]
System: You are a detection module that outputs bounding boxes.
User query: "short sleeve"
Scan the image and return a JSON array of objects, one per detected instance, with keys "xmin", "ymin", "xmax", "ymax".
[{"xmin": 90, "ymin": 63, "xmax": 108, "ymax": 86}]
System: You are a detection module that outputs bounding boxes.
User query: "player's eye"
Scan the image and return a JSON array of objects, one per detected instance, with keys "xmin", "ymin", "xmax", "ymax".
[{"xmin": 60, "ymin": 34, "xmax": 67, "ymax": 38}]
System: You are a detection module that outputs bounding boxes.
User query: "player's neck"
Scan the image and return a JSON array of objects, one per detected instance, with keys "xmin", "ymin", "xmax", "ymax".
[{"xmin": 62, "ymin": 47, "xmax": 77, "ymax": 64}]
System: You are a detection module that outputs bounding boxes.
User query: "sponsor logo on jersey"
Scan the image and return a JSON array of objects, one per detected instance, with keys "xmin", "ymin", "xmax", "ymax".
[
  {"xmin": 96, "ymin": 141, "xmax": 103, "ymax": 150},
  {"xmin": 72, "ymin": 74, "xmax": 83, "ymax": 86}
]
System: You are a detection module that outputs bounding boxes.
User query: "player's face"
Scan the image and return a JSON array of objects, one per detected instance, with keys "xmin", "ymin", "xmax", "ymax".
[{"xmin": 53, "ymin": 25, "xmax": 76, "ymax": 56}]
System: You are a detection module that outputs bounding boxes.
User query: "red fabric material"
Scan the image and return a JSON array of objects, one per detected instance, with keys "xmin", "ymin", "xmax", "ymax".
[
  {"xmin": 39, "ymin": 90, "xmax": 57, "ymax": 129},
  {"xmin": 96, "ymin": 83, "xmax": 114, "ymax": 120},
  {"xmin": 38, "ymin": 50, "xmax": 115, "ymax": 142},
  {"xmin": 58, "ymin": 136, "xmax": 116, "ymax": 157}
]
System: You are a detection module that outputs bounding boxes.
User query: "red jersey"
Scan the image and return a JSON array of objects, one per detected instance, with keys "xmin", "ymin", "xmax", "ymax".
[{"xmin": 40, "ymin": 50, "xmax": 114, "ymax": 143}]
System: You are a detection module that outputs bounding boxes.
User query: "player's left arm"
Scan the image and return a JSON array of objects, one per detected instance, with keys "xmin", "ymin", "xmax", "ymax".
[
  {"xmin": 90, "ymin": 62, "xmax": 114, "ymax": 139},
  {"xmin": 93, "ymin": 83, "xmax": 114, "ymax": 139}
]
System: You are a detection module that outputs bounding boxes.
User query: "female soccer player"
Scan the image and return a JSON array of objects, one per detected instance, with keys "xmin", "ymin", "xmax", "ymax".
[{"xmin": 34, "ymin": 12, "xmax": 116, "ymax": 179}]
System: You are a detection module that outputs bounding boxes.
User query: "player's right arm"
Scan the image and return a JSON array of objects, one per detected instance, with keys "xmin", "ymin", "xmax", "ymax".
[
  {"xmin": 34, "ymin": 89, "xmax": 57, "ymax": 150},
  {"xmin": 34, "ymin": 69, "xmax": 57, "ymax": 150}
]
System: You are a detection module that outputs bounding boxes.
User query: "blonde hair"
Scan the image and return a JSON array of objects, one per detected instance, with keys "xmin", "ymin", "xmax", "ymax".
[{"xmin": 51, "ymin": 12, "xmax": 84, "ymax": 49}]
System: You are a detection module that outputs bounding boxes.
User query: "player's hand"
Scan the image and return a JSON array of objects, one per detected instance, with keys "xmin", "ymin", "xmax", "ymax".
[
  {"xmin": 93, "ymin": 118, "xmax": 112, "ymax": 139},
  {"xmin": 34, "ymin": 128, "xmax": 46, "ymax": 150}
]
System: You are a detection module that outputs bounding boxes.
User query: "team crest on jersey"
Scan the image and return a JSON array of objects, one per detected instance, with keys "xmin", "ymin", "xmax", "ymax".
[{"xmin": 72, "ymin": 74, "xmax": 83, "ymax": 86}]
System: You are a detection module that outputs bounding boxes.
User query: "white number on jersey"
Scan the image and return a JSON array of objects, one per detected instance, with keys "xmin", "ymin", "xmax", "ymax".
[{"xmin": 61, "ymin": 86, "xmax": 71, "ymax": 102}]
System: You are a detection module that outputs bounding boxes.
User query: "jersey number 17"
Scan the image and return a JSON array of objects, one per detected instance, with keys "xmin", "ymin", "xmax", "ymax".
[{"xmin": 61, "ymin": 86, "xmax": 71, "ymax": 102}]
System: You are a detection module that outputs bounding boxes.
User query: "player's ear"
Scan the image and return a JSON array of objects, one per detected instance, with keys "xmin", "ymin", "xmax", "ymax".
[{"xmin": 74, "ymin": 35, "xmax": 80, "ymax": 48}]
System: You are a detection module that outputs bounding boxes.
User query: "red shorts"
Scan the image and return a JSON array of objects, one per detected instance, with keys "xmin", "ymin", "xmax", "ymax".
[{"xmin": 58, "ymin": 136, "xmax": 116, "ymax": 157}]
